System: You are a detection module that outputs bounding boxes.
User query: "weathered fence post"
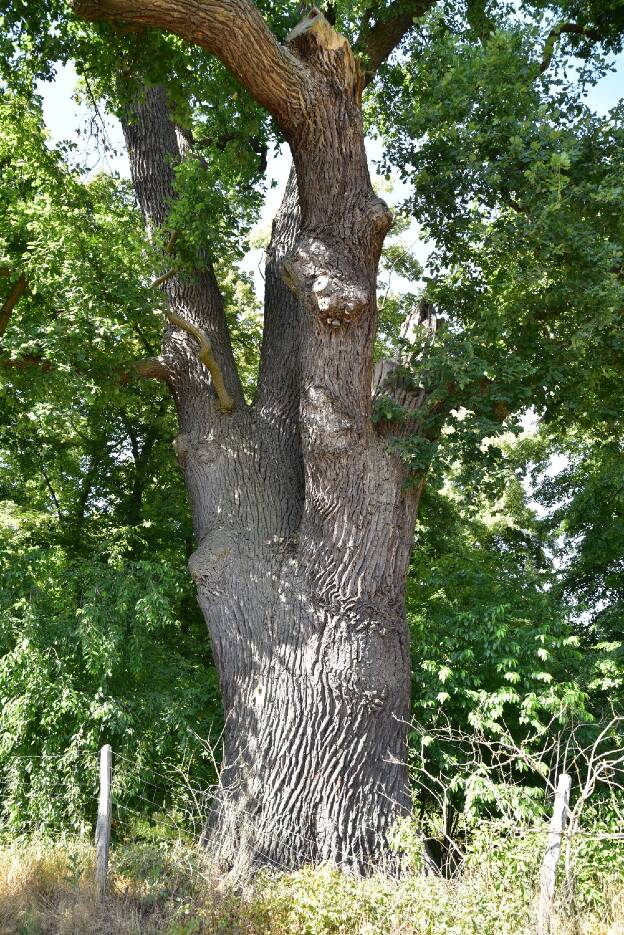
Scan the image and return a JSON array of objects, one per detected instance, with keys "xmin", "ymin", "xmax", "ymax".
[
  {"xmin": 95, "ymin": 744, "xmax": 112, "ymax": 901},
  {"xmin": 537, "ymin": 772, "xmax": 572, "ymax": 935}
]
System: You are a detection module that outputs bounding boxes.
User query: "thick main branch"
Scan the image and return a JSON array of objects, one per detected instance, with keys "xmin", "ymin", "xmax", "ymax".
[
  {"xmin": 539, "ymin": 21, "xmax": 602, "ymax": 73},
  {"xmin": 74, "ymin": 0, "xmax": 307, "ymax": 131},
  {"xmin": 120, "ymin": 82, "xmax": 244, "ymax": 423},
  {"xmin": 0, "ymin": 274, "xmax": 27, "ymax": 339},
  {"xmin": 356, "ymin": 0, "xmax": 437, "ymax": 82}
]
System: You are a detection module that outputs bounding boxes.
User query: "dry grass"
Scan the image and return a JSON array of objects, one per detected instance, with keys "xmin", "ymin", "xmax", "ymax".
[
  {"xmin": 0, "ymin": 840, "xmax": 267, "ymax": 935},
  {"xmin": 0, "ymin": 838, "xmax": 621, "ymax": 935}
]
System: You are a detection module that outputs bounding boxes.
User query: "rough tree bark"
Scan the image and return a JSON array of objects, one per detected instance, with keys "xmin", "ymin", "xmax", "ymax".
[{"xmin": 77, "ymin": 0, "xmax": 430, "ymax": 872}]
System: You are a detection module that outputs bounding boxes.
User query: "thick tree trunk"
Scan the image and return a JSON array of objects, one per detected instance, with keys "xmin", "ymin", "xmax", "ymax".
[
  {"xmin": 184, "ymin": 433, "xmax": 417, "ymax": 873},
  {"xmin": 111, "ymin": 10, "xmax": 421, "ymax": 874}
]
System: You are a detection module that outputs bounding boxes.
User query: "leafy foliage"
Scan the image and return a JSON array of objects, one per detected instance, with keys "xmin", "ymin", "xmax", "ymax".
[{"xmin": 369, "ymin": 2, "xmax": 624, "ymax": 461}]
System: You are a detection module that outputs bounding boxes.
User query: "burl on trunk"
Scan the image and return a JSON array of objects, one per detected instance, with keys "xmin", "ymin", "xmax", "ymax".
[{"xmin": 77, "ymin": 1, "xmax": 423, "ymax": 872}]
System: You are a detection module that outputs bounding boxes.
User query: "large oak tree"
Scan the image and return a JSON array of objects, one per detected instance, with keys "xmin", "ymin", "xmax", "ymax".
[
  {"xmin": 2, "ymin": 0, "xmax": 623, "ymax": 872},
  {"xmin": 85, "ymin": 1, "xmax": 426, "ymax": 873}
]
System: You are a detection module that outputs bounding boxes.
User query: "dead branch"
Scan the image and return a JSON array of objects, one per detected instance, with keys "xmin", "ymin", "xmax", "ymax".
[
  {"xmin": 166, "ymin": 310, "xmax": 234, "ymax": 412},
  {"xmin": 1, "ymin": 352, "xmax": 169, "ymax": 385}
]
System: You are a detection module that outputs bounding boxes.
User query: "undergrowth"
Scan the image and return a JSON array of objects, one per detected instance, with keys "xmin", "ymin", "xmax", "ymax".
[{"xmin": 0, "ymin": 831, "xmax": 622, "ymax": 935}]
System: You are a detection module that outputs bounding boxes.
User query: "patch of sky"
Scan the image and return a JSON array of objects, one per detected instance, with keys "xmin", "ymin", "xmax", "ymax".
[{"xmin": 37, "ymin": 49, "xmax": 623, "ymax": 301}]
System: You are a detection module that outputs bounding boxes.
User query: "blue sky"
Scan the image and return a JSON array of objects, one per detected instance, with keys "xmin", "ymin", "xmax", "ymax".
[
  {"xmin": 39, "ymin": 50, "xmax": 624, "ymax": 168},
  {"xmin": 37, "ymin": 50, "xmax": 624, "ymax": 294}
]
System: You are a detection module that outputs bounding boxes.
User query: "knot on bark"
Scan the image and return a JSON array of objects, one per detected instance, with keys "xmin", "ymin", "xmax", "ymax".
[
  {"xmin": 173, "ymin": 431, "xmax": 221, "ymax": 467},
  {"xmin": 369, "ymin": 196, "xmax": 393, "ymax": 238},
  {"xmin": 188, "ymin": 527, "xmax": 235, "ymax": 596},
  {"xmin": 281, "ymin": 236, "xmax": 370, "ymax": 326},
  {"xmin": 172, "ymin": 432, "xmax": 191, "ymax": 466},
  {"xmin": 322, "ymin": 622, "xmax": 406, "ymax": 713},
  {"xmin": 303, "ymin": 385, "xmax": 358, "ymax": 453}
]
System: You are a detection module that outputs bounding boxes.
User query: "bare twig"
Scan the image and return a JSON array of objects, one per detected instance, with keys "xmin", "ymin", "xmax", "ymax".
[{"xmin": 166, "ymin": 310, "xmax": 234, "ymax": 412}]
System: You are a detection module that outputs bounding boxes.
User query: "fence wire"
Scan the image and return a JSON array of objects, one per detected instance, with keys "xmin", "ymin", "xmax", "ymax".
[{"xmin": 0, "ymin": 733, "xmax": 623, "ymax": 886}]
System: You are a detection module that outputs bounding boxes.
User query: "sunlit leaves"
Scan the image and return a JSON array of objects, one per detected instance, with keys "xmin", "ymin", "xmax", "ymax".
[{"xmin": 369, "ymin": 4, "xmax": 624, "ymax": 448}]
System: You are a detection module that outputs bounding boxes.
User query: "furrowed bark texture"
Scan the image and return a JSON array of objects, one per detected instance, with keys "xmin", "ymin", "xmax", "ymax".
[{"xmin": 85, "ymin": 6, "xmax": 423, "ymax": 873}]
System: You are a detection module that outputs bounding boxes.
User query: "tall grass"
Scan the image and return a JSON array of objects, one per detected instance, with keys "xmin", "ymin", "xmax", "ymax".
[{"xmin": 0, "ymin": 831, "xmax": 622, "ymax": 935}]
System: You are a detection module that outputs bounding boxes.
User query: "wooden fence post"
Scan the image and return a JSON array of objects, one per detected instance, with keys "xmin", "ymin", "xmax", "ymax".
[
  {"xmin": 95, "ymin": 744, "xmax": 112, "ymax": 901},
  {"xmin": 537, "ymin": 772, "xmax": 572, "ymax": 935}
]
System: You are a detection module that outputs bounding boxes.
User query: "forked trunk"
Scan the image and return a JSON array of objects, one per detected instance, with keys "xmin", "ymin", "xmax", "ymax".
[{"xmin": 116, "ymin": 10, "xmax": 421, "ymax": 873}]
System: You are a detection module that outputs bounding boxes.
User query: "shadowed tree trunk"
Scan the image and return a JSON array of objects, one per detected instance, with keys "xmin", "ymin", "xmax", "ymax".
[{"xmin": 79, "ymin": 0, "xmax": 431, "ymax": 873}]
